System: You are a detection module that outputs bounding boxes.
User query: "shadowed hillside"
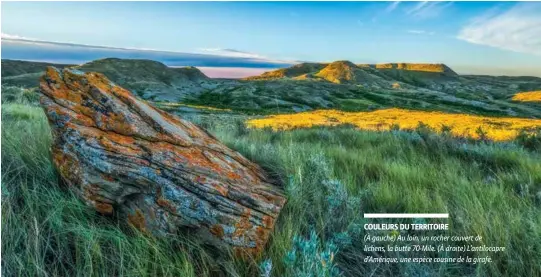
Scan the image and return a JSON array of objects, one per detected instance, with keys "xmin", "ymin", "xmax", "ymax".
[
  {"xmin": 1, "ymin": 59, "xmax": 74, "ymax": 87},
  {"xmin": 72, "ymin": 58, "xmax": 211, "ymax": 100}
]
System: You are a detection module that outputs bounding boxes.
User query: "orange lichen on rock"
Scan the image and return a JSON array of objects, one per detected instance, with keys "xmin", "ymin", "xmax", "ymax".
[
  {"xmin": 512, "ymin": 91, "xmax": 541, "ymax": 102},
  {"xmin": 247, "ymin": 108, "xmax": 541, "ymax": 141},
  {"xmin": 210, "ymin": 224, "xmax": 225, "ymax": 239},
  {"xmin": 233, "ymin": 210, "xmax": 253, "ymax": 239},
  {"xmin": 127, "ymin": 209, "xmax": 147, "ymax": 232},
  {"xmin": 156, "ymin": 197, "xmax": 177, "ymax": 213},
  {"xmin": 39, "ymin": 67, "xmax": 286, "ymax": 256},
  {"xmin": 95, "ymin": 202, "xmax": 114, "ymax": 214}
]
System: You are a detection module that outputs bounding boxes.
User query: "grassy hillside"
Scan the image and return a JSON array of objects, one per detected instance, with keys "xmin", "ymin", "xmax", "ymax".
[
  {"xmin": 72, "ymin": 58, "xmax": 212, "ymax": 100},
  {"xmin": 244, "ymin": 62, "xmax": 327, "ymax": 80},
  {"xmin": 1, "ymin": 59, "xmax": 74, "ymax": 87},
  {"xmin": 1, "ymin": 59, "xmax": 74, "ymax": 78},
  {"xmin": 2, "ymin": 86, "xmax": 541, "ymax": 277}
]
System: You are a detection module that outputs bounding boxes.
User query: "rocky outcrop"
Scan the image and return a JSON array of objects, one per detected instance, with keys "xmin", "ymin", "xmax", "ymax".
[{"xmin": 39, "ymin": 67, "xmax": 286, "ymax": 255}]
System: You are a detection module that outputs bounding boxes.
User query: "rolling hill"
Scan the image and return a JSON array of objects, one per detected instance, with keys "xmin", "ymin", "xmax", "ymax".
[
  {"xmin": 2, "ymin": 58, "xmax": 213, "ymax": 101},
  {"xmin": 2, "ymin": 58, "xmax": 541, "ymax": 117},
  {"xmin": 244, "ymin": 62, "xmax": 327, "ymax": 80},
  {"xmin": 246, "ymin": 61, "xmax": 459, "ymax": 87},
  {"xmin": 72, "ymin": 58, "xmax": 212, "ymax": 100}
]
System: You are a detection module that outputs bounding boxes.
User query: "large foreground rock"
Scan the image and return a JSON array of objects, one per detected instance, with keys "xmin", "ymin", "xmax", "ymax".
[{"xmin": 39, "ymin": 67, "xmax": 286, "ymax": 255}]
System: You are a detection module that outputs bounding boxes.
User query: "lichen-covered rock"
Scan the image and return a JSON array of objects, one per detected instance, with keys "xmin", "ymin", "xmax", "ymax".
[{"xmin": 39, "ymin": 67, "xmax": 286, "ymax": 255}]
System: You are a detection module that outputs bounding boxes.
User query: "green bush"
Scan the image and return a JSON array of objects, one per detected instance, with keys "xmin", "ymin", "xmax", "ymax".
[{"xmin": 516, "ymin": 128, "xmax": 541, "ymax": 152}]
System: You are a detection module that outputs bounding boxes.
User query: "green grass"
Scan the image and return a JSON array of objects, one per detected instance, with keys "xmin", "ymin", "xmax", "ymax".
[
  {"xmin": 2, "ymin": 90, "xmax": 541, "ymax": 276},
  {"xmin": 1, "ymin": 104, "xmax": 236, "ymax": 277}
]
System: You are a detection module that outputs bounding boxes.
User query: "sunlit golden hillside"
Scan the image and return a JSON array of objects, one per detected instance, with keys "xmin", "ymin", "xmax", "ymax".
[
  {"xmin": 512, "ymin": 91, "xmax": 541, "ymax": 102},
  {"xmin": 247, "ymin": 108, "xmax": 541, "ymax": 141}
]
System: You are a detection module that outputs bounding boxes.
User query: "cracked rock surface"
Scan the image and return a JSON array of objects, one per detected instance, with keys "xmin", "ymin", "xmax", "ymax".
[{"xmin": 39, "ymin": 67, "xmax": 286, "ymax": 255}]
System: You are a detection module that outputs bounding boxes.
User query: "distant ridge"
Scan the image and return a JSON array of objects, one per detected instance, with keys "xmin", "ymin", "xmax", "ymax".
[
  {"xmin": 314, "ymin": 60, "xmax": 390, "ymax": 84},
  {"xmin": 3, "ymin": 58, "xmax": 540, "ymax": 116},
  {"xmin": 1, "ymin": 59, "xmax": 74, "ymax": 87},
  {"xmin": 245, "ymin": 62, "xmax": 327, "ymax": 80},
  {"xmin": 358, "ymin": 63, "xmax": 457, "ymax": 75},
  {"xmin": 74, "ymin": 58, "xmax": 210, "ymax": 82},
  {"xmin": 69, "ymin": 58, "xmax": 212, "ymax": 100},
  {"xmin": 245, "ymin": 60, "xmax": 458, "ymax": 85},
  {"xmin": 172, "ymin": 66, "xmax": 209, "ymax": 82},
  {"xmin": 1, "ymin": 59, "xmax": 74, "ymax": 78}
]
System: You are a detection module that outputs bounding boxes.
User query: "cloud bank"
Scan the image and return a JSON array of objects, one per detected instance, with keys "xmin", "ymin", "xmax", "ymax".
[
  {"xmin": 457, "ymin": 3, "xmax": 541, "ymax": 56},
  {"xmin": 1, "ymin": 35, "xmax": 295, "ymax": 76}
]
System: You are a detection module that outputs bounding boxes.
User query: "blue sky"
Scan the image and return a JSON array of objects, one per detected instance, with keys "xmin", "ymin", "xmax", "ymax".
[{"xmin": 2, "ymin": 1, "xmax": 541, "ymax": 77}]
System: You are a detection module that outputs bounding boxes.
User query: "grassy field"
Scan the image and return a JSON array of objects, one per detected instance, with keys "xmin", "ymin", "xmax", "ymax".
[{"xmin": 2, "ymin": 87, "xmax": 541, "ymax": 276}]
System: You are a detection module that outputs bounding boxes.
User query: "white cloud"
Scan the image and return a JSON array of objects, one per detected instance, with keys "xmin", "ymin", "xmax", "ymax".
[
  {"xmin": 1, "ymin": 33, "xmax": 36, "ymax": 41},
  {"xmin": 372, "ymin": 1, "xmax": 401, "ymax": 23},
  {"xmin": 407, "ymin": 30, "xmax": 435, "ymax": 35},
  {"xmin": 2, "ymin": 35, "xmax": 297, "ymax": 68},
  {"xmin": 457, "ymin": 3, "xmax": 541, "ymax": 56},
  {"xmin": 385, "ymin": 2, "xmax": 401, "ymax": 13},
  {"xmin": 407, "ymin": 1, "xmax": 430, "ymax": 15},
  {"xmin": 2, "ymin": 32, "xmax": 161, "ymax": 52},
  {"xmin": 406, "ymin": 1, "xmax": 452, "ymax": 19}
]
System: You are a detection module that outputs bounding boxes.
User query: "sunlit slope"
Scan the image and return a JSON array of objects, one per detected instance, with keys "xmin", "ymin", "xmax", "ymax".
[
  {"xmin": 244, "ymin": 62, "xmax": 327, "ymax": 80},
  {"xmin": 512, "ymin": 91, "xmax": 541, "ymax": 102},
  {"xmin": 247, "ymin": 108, "xmax": 541, "ymax": 141}
]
